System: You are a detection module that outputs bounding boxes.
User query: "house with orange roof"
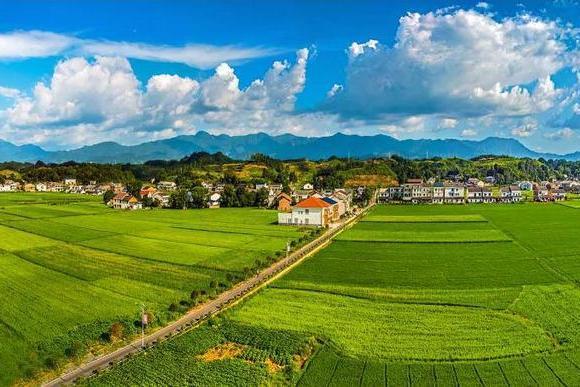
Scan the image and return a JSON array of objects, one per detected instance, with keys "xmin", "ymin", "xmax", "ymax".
[
  {"xmin": 109, "ymin": 192, "xmax": 142, "ymax": 210},
  {"xmin": 278, "ymin": 196, "xmax": 331, "ymax": 226}
]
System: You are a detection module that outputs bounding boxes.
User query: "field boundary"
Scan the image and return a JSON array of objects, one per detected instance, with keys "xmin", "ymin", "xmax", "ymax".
[{"xmin": 42, "ymin": 205, "xmax": 373, "ymax": 386}]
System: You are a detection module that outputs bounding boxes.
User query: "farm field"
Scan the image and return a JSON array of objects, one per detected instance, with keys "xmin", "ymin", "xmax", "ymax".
[
  {"xmin": 87, "ymin": 202, "xmax": 580, "ymax": 385},
  {"xmin": 0, "ymin": 192, "xmax": 308, "ymax": 386}
]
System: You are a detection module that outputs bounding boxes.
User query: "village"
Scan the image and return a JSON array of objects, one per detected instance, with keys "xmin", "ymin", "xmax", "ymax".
[{"xmin": 0, "ymin": 173, "xmax": 578, "ymax": 228}]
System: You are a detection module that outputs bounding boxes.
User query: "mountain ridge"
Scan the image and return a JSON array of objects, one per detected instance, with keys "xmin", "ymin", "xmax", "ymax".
[{"xmin": 0, "ymin": 132, "xmax": 578, "ymax": 163}]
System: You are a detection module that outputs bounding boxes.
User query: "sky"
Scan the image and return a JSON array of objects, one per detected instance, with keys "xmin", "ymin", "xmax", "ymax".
[{"xmin": 0, "ymin": 0, "xmax": 578, "ymax": 153}]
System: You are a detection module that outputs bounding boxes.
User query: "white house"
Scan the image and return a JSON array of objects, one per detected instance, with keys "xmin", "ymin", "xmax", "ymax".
[
  {"xmin": 157, "ymin": 181, "xmax": 177, "ymax": 191},
  {"xmin": 110, "ymin": 192, "xmax": 142, "ymax": 210},
  {"xmin": 35, "ymin": 183, "xmax": 47, "ymax": 192},
  {"xmin": 209, "ymin": 192, "xmax": 221, "ymax": 208},
  {"xmin": 302, "ymin": 183, "xmax": 314, "ymax": 190},
  {"xmin": 278, "ymin": 196, "xmax": 331, "ymax": 226},
  {"xmin": 519, "ymin": 181, "xmax": 534, "ymax": 191}
]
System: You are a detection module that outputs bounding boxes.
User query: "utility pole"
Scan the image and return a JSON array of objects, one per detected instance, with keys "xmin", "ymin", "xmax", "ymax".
[{"xmin": 141, "ymin": 304, "xmax": 146, "ymax": 348}]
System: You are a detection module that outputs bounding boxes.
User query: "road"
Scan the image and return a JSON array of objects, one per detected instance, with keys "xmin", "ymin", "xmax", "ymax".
[{"xmin": 43, "ymin": 204, "xmax": 372, "ymax": 386}]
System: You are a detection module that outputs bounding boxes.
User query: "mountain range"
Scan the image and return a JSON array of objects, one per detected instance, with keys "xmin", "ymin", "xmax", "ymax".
[{"xmin": 1, "ymin": 132, "xmax": 579, "ymax": 163}]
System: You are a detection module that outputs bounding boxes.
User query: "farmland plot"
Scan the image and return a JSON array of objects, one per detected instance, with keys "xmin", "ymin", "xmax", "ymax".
[
  {"xmin": 0, "ymin": 193, "xmax": 306, "ymax": 386},
  {"xmin": 71, "ymin": 203, "xmax": 580, "ymax": 386}
]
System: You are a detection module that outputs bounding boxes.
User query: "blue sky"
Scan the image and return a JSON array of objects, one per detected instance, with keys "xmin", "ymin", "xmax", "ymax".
[{"xmin": 0, "ymin": 0, "xmax": 578, "ymax": 153}]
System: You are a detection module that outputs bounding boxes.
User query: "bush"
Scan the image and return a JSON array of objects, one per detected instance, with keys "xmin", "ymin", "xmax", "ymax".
[
  {"xmin": 64, "ymin": 340, "xmax": 84, "ymax": 358},
  {"xmin": 109, "ymin": 322, "xmax": 125, "ymax": 340},
  {"xmin": 168, "ymin": 303, "xmax": 178, "ymax": 312}
]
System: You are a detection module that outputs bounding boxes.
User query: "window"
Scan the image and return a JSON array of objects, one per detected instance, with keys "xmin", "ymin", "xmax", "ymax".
[{"xmin": 305, "ymin": 209, "xmax": 309, "ymax": 215}]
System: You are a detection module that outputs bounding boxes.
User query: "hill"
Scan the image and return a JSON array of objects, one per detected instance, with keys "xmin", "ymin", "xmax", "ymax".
[{"xmin": 1, "ymin": 132, "xmax": 578, "ymax": 163}]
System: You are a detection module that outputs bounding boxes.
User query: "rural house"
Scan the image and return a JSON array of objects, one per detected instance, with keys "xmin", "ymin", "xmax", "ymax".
[
  {"xmin": 278, "ymin": 196, "xmax": 331, "ymax": 227},
  {"xmin": 276, "ymin": 192, "xmax": 292, "ymax": 212},
  {"xmin": 110, "ymin": 192, "xmax": 142, "ymax": 210}
]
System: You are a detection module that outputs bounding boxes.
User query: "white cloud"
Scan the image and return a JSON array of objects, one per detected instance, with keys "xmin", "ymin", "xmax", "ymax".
[
  {"xmin": 438, "ymin": 118, "xmax": 458, "ymax": 129},
  {"xmin": 511, "ymin": 121, "xmax": 538, "ymax": 137},
  {"xmin": 326, "ymin": 84, "xmax": 343, "ymax": 98},
  {"xmin": 476, "ymin": 2, "xmax": 490, "ymax": 9},
  {"xmin": 461, "ymin": 128, "xmax": 478, "ymax": 137},
  {"xmin": 0, "ymin": 30, "xmax": 279, "ymax": 69},
  {"xmin": 327, "ymin": 9, "xmax": 571, "ymax": 119},
  {"xmin": 1, "ymin": 49, "xmax": 316, "ymax": 148},
  {"xmin": 81, "ymin": 41, "xmax": 280, "ymax": 70},
  {"xmin": 6, "ymin": 56, "xmax": 141, "ymax": 128},
  {"xmin": 0, "ymin": 30, "xmax": 76, "ymax": 58},
  {"xmin": 544, "ymin": 127, "xmax": 575, "ymax": 140},
  {"xmin": 0, "ymin": 86, "xmax": 22, "ymax": 99},
  {"xmin": 348, "ymin": 39, "xmax": 379, "ymax": 58}
]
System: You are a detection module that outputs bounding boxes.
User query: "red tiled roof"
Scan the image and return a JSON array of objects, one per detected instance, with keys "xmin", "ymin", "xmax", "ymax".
[
  {"xmin": 113, "ymin": 192, "xmax": 129, "ymax": 201},
  {"xmin": 295, "ymin": 196, "xmax": 330, "ymax": 208}
]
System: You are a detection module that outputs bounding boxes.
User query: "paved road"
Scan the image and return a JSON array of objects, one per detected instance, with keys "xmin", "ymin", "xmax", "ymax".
[{"xmin": 44, "ymin": 205, "xmax": 372, "ymax": 386}]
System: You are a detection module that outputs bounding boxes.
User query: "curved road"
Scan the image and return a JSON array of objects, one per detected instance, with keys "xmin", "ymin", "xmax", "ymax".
[{"xmin": 44, "ymin": 204, "xmax": 372, "ymax": 386}]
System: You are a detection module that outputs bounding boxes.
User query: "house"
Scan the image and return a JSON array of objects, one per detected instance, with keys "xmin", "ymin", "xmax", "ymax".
[
  {"xmin": 269, "ymin": 184, "xmax": 283, "ymax": 192},
  {"xmin": 402, "ymin": 179, "xmax": 431, "ymax": 203},
  {"xmin": 519, "ymin": 181, "xmax": 534, "ymax": 191},
  {"xmin": 140, "ymin": 186, "xmax": 158, "ymax": 198},
  {"xmin": 302, "ymin": 183, "xmax": 314, "ymax": 190},
  {"xmin": 322, "ymin": 197, "xmax": 340, "ymax": 222},
  {"xmin": 485, "ymin": 176, "xmax": 496, "ymax": 184},
  {"xmin": 378, "ymin": 186, "xmax": 402, "ymax": 203},
  {"xmin": 255, "ymin": 182, "xmax": 269, "ymax": 190},
  {"xmin": 331, "ymin": 189, "xmax": 353, "ymax": 214},
  {"xmin": 278, "ymin": 196, "xmax": 331, "ymax": 226},
  {"xmin": 499, "ymin": 186, "xmax": 522, "ymax": 203},
  {"xmin": 553, "ymin": 189, "xmax": 567, "ymax": 201},
  {"xmin": 466, "ymin": 178, "xmax": 484, "ymax": 187},
  {"xmin": 35, "ymin": 183, "xmax": 47, "ymax": 192},
  {"xmin": 151, "ymin": 192, "xmax": 170, "ymax": 207},
  {"xmin": 293, "ymin": 190, "xmax": 312, "ymax": 202},
  {"xmin": 110, "ymin": 192, "xmax": 142, "ymax": 210},
  {"xmin": 276, "ymin": 192, "xmax": 292, "ymax": 212},
  {"xmin": 64, "ymin": 178, "xmax": 77, "ymax": 186},
  {"xmin": 444, "ymin": 184, "xmax": 465, "ymax": 204},
  {"xmin": 534, "ymin": 186, "xmax": 550, "ymax": 202},
  {"xmin": 157, "ymin": 181, "xmax": 177, "ymax": 191},
  {"xmin": 0, "ymin": 181, "xmax": 18, "ymax": 192},
  {"xmin": 209, "ymin": 192, "xmax": 221, "ymax": 208},
  {"xmin": 23, "ymin": 183, "xmax": 36, "ymax": 192},
  {"xmin": 467, "ymin": 187, "xmax": 483, "ymax": 203}
]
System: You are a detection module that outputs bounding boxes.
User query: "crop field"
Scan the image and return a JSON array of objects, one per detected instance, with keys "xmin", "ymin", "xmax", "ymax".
[
  {"xmin": 83, "ymin": 202, "xmax": 580, "ymax": 385},
  {"xmin": 229, "ymin": 203, "xmax": 580, "ymax": 385},
  {"xmin": 0, "ymin": 192, "xmax": 307, "ymax": 386}
]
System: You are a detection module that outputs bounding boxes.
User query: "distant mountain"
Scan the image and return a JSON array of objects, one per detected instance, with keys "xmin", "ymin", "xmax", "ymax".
[
  {"xmin": 0, "ymin": 140, "xmax": 48, "ymax": 162},
  {"xmin": 0, "ymin": 132, "xmax": 578, "ymax": 163}
]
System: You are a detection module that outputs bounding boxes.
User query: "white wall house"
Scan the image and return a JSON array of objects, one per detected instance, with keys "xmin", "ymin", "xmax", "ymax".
[{"xmin": 278, "ymin": 197, "xmax": 331, "ymax": 226}]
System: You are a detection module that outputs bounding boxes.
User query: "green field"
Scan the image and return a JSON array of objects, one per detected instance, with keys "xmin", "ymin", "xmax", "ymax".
[
  {"xmin": 85, "ymin": 202, "xmax": 580, "ymax": 386},
  {"xmin": 0, "ymin": 193, "xmax": 308, "ymax": 386}
]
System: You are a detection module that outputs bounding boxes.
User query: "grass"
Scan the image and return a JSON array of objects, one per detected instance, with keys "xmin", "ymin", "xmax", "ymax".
[
  {"xmin": 231, "ymin": 288, "xmax": 553, "ymax": 361},
  {"xmin": 0, "ymin": 193, "xmax": 307, "ymax": 386},
  {"xmin": 39, "ymin": 201, "xmax": 580, "ymax": 385}
]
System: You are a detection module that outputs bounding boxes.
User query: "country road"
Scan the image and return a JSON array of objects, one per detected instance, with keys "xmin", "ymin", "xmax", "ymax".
[{"xmin": 44, "ymin": 204, "xmax": 373, "ymax": 386}]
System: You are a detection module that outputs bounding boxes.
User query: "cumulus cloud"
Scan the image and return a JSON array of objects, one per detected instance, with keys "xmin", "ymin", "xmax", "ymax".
[
  {"xmin": 511, "ymin": 121, "xmax": 538, "ymax": 138},
  {"xmin": 476, "ymin": 2, "xmax": 490, "ymax": 9},
  {"xmin": 0, "ymin": 30, "xmax": 278, "ymax": 69},
  {"xmin": 6, "ymin": 56, "xmax": 141, "ymax": 128},
  {"xmin": 544, "ymin": 127, "xmax": 575, "ymax": 140},
  {"xmin": 1, "ymin": 49, "xmax": 314, "ymax": 147},
  {"xmin": 438, "ymin": 118, "xmax": 458, "ymax": 129},
  {"xmin": 326, "ymin": 9, "xmax": 572, "ymax": 119},
  {"xmin": 461, "ymin": 128, "xmax": 478, "ymax": 137}
]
